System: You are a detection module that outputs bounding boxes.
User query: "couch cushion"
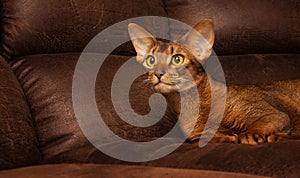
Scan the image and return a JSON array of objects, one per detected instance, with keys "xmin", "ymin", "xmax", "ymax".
[
  {"xmin": 10, "ymin": 53, "xmax": 178, "ymax": 160},
  {"xmin": 165, "ymin": 0, "xmax": 300, "ymax": 55},
  {"xmin": 0, "ymin": 164, "xmax": 266, "ymax": 178},
  {"xmin": 147, "ymin": 140, "xmax": 300, "ymax": 177},
  {"xmin": 0, "ymin": 56, "xmax": 41, "ymax": 169},
  {"xmin": 208, "ymin": 54, "xmax": 300, "ymax": 84},
  {"xmin": 10, "ymin": 53, "xmax": 300, "ymax": 166},
  {"xmin": 10, "ymin": 53, "xmax": 300, "ymax": 159},
  {"xmin": 43, "ymin": 140, "xmax": 300, "ymax": 177},
  {"xmin": 0, "ymin": 0, "xmax": 167, "ymax": 59}
]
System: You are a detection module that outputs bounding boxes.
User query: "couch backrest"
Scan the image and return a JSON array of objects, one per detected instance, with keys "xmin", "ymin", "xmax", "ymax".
[
  {"xmin": 1, "ymin": 0, "xmax": 299, "ymax": 60},
  {"xmin": 0, "ymin": 0, "xmax": 167, "ymax": 60},
  {"xmin": 165, "ymin": 0, "xmax": 300, "ymax": 55}
]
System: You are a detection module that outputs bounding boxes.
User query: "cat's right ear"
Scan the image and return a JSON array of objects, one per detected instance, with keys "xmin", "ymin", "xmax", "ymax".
[
  {"xmin": 179, "ymin": 19, "xmax": 215, "ymax": 62},
  {"xmin": 128, "ymin": 23, "xmax": 157, "ymax": 63}
]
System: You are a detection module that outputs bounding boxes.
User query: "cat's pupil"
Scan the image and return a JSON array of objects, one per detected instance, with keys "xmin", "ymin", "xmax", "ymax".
[
  {"xmin": 174, "ymin": 56, "xmax": 180, "ymax": 63},
  {"xmin": 145, "ymin": 55, "xmax": 156, "ymax": 67},
  {"xmin": 172, "ymin": 55, "xmax": 184, "ymax": 65},
  {"xmin": 149, "ymin": 57, "xmax": 155, "ymax": 64}
]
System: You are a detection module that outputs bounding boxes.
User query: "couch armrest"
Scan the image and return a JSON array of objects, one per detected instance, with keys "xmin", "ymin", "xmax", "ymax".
[{"xmin": 0, "ymin": 55, "xmax": 41, "ymax": 170}]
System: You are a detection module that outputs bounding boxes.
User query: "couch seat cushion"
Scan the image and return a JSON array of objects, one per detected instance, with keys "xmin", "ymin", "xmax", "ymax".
[{"xmin": 0, "ymin": 164, "xmax": 266, "ymax": 178}]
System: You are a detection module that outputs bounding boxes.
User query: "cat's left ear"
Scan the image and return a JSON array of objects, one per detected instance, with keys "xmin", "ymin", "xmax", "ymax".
[
  {"xmin": 180, "ymin": 19, "xmax": 215, "ymax": 62},
  {"xmin": 128, "ymin": 23, "xmax": 157, "ymax": 63}
]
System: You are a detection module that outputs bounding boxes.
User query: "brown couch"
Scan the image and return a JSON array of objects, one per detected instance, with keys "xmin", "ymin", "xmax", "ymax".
[{"xmin": 0, "ymin": 0, "xmax": 299, "ymax": 177}]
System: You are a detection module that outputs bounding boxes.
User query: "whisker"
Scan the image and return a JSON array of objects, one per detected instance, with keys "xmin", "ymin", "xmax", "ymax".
[
  {"xmin": 176, "ymin": 78, "xmax": 194, "ymax": 83},
  {"xmin": 142, "ymin": 79, "xmax": 150, "ymax": 85}
]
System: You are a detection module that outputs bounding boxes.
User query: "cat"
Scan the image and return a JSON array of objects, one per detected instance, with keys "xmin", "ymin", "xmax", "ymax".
[{"xmin": 128, "ymin": 19, "xmax": 300, "ymax": 144}]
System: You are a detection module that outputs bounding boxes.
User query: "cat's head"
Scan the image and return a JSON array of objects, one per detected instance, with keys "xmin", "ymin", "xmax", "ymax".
[{"xmin": 128, "ymin": 19, "xmax": 215, "ymax": 93}]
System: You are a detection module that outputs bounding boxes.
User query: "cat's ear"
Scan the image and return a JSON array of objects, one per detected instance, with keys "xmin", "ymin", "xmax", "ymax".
[
  {"xmin": 180, "ymin": 19, "xmax": 215, "ymax": 62},
  {"xmin": 128, "ymin": 23, "xmax": 157, "ymax": 63}
]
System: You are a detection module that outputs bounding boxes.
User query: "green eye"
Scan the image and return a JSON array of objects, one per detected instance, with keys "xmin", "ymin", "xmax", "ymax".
[
  {"xmin": 171, "ymin": 55, "xmax": 184, "ymax": 66},
  {"xmin": 146, "ymin": 55, "xmax": 155, "ymax": 67}
]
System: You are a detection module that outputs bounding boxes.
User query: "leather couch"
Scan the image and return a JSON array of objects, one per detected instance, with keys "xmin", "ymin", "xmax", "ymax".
[{"xmin": 0, "ymin": 0, "xmax": 299, "ymax": 177}]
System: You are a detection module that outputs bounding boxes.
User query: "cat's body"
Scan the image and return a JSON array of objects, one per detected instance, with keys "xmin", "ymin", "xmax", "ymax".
[
  {"xmin": 128, "ymin": 19, "xmax": 300, "ymax": 144},
  {"xmin": 166, "ymin": 75, "xmax": 300, "ymax": 144}
]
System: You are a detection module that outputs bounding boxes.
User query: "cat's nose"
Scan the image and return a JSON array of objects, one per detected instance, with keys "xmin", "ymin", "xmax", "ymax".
[{"xmin": 154, "ymin": 70, "xmax": 165, "ymax": 79}]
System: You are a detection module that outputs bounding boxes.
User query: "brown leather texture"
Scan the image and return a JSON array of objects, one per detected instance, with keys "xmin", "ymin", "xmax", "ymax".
[
  {"xmin": 9, "ymin": 53, "xmax": 300, "ymax": 176},
  {"xmin": 165, "ymin": 0, "xmax": 300, "ymax": 55},
  {"xmin": 0, "ymin": 0, "xmax": 300, "ymax": 177},
  {"xmin": 208, "ymin": 54, "xmax": 300, "ymax": 84},
  {"xmin": 10, "ymin": 53, "xmax": 179, "ymax": 160},
  {"xmin": 0, "ymin": 0, "xmax": 167, "ymax": 60},
  {"xmin": 0, "ymin": 164, "xmax": 267, "ymax": 178},
  {"xmin": 3, "ymin": 0, "xmax": 299, "ymax": 59},
  {"xmin": 42, "ymin": 140, "xmax": 300, "ymax": 177},
  {"xmin": 0, "ymin": 56, "xmax": 41, "ymax": 169}
]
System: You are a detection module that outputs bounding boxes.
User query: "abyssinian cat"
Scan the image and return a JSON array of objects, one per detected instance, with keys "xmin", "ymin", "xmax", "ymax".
[{"xmin": 128, "ymin": 19, "xmax": 300, "ymax": 144}]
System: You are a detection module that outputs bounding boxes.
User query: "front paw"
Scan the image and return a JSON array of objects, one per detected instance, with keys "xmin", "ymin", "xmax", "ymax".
[{"xmin": 238, "ymin": 133, "xmax": 277, "ymax": 144}]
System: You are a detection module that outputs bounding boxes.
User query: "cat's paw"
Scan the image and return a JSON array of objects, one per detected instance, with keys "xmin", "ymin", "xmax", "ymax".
[{"xmin": 238, "ymin": 133, "xmax": 266, "ymax": 144}]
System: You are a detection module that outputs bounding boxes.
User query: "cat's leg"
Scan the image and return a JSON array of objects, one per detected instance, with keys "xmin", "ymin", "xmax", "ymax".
[
  {"xmin": 188, "ymin": 113, "xmax": 291, "ymax": 144},
  {"xmin": 188, "ymin": 127, "xmax": 240, "ymax": 144},
  {"xmin": 209, "ymin": 133, "xmax": 239, "ymax": 143},
  {"xmin": 209, "ymin": 127, "xmax": 240, "ymax": 143},
  {"xmin": 239, "ymin": 112, "xmax": 291, "ymax": 144},
  {"xmin": 190, "ymin": 134, "xmax": 239, "ymax": 145},
  {"xmin": 189, "ymin": 133, "xmax": 239, "ymax": 144}
]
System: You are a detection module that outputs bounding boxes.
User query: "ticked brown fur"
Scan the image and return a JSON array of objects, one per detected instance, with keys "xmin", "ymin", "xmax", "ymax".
[{"xmin": 128, "ymin": 19, "xmax": 300, "ymax": 144}]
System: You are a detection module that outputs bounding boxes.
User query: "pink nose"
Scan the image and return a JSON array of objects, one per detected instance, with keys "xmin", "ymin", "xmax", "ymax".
[{"xmin": 154, "ymin": 71, "xmax": 164, "ymax": 79}]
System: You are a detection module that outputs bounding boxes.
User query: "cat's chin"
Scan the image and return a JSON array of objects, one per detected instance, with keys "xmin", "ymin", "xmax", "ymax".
[
  {"xmin": 154, "ymin": 81, "xmax": 198, "ymax": 93},
  {"xmin": 153, "ymin": 83, "xmax": 179, "ymax": 93}
]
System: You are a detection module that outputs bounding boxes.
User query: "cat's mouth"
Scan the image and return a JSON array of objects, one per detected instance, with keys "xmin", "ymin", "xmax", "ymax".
[
  {"xmin": 153, "ymin": 82, "xmax": 178, "ymax": 93},
  {"xmin": 154, "ymin": 81, "xmax": 175, "ymax": 87},
  {"xmin": 153, "ymin": 79, "xmax": 199, "ymax": 93}
]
